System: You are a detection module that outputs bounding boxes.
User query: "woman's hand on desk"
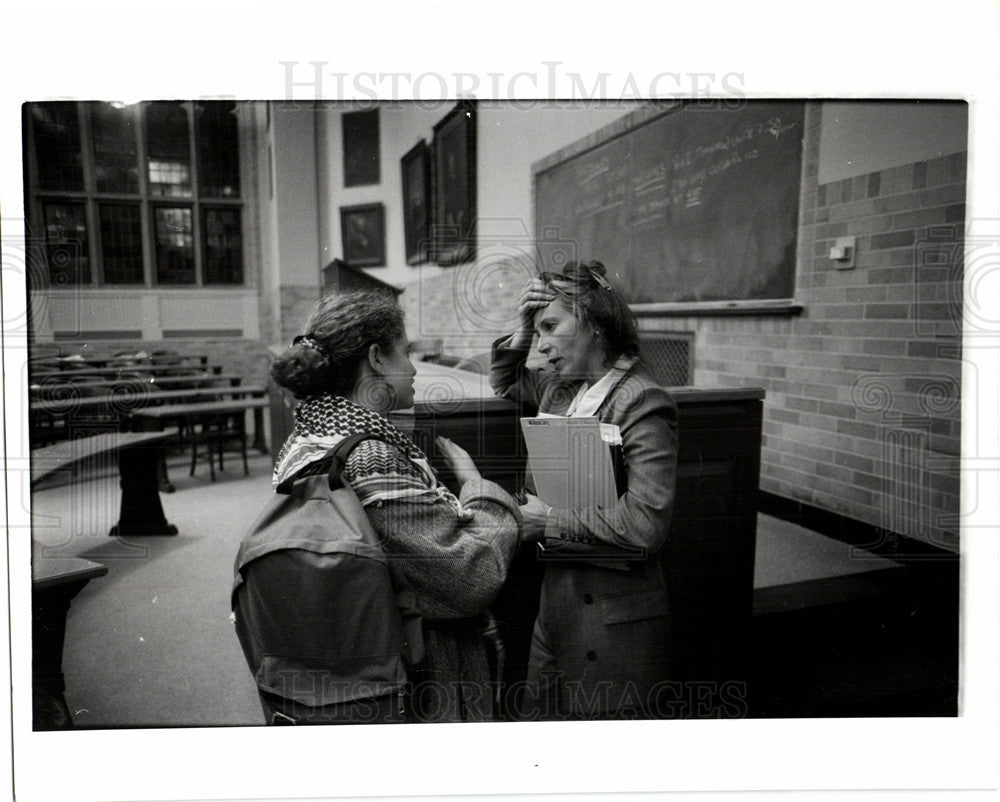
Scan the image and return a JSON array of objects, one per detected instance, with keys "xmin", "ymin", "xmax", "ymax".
[
  {"xmin": 518, "ymin": 493, "xmax": 551, "ymax": 542},
  {"xmin": 435, "ymin": 436, "xmax": 482, "ymax": 487}
]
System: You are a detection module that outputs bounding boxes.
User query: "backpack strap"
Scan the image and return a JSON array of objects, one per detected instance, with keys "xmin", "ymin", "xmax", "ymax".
[
  {"xmin": 275, "ymin": 432, "xmax": 383, "ymax": 495},
  {"xmin": 326, "ymin": 432, "xmax": 381, "ymax": 489}
]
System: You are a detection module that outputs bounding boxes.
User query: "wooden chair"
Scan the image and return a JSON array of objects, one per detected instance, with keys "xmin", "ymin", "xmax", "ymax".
[{"xmin": 188, "ymin": 412, "xmax": 249, "ymax": 480}]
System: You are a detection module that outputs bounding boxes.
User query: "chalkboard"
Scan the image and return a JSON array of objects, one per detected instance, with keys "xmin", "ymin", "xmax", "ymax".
[{"xmin": 534, "ymin": 102, "xmax": 805, "ymax": 309}]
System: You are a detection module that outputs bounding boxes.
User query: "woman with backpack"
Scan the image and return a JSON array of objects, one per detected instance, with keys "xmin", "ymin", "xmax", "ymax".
[{"xmin": 233, "ymin": 291, "xmax": 521, "ymax": 724}]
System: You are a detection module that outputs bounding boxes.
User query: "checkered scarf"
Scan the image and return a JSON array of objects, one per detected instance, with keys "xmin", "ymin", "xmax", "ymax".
[{"xmin": 272, "ymin": 393, "xmax": 464, "ymax": 512}]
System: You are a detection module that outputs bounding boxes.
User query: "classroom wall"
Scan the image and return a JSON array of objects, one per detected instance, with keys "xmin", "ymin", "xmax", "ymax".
[
  {"xmin": 818, "ymin": 101, "xmax": 968, "ymax": 183},
  {"xmin": 311, "ymin": 101, "xmax": 644, "ymax": 349},
  {"xmin": 325, "ymin": 100, "xmax": 964, "ymax": 550},
  {"xmin": 649, "ymin": 104, "xmax": 965, "ymax": 550}
]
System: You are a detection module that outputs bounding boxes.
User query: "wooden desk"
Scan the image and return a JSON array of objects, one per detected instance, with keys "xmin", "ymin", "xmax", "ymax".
[
  {"xmin": 32, "ymin": 430, "xmax": 181, "ymax": 728},
  {"xmin": 31, "ymin": 373, "xmax": 246, "ymax": 396},
  {"xmin": 391, "ymin": 376, "xmax": 766, "ymax": 718},
  {"xmin": 30, "ymin": 384, "xmax": 267, "ymax": 415},
  {"xmin": 753, "ymin": 519, "xmax": 905, "ymax": 616},
  {"xmin": 32, "ymin": 430, "xmax": 177, "ymax": 486},
  {"xmin": 32, "ymin": 430, "xmax": 179, "ymax": 537},
  {"xmin": 31, "ymin": 362, "xmax": 222, "ymax": 378},
  {"xmin": 129, "ymin": 397, "xmax": 270, "ymax": 423},
  {"xmin": 32, "ymin": 553, "xmax": 108, "ymax": 591},
  {"xmin": 747, "ymin": 518, "xmax": 954, "ymax": 717},
  {"xmin": 32, "ymin": 551, "xmax": 109, "ymax": 729},
  {"xmin": 32, "ymin": 354, "xmax": 209, "ymax": 368},
  {"xmin": 131, "ymin": 396, "xmax": 271, "ymax": 463}
]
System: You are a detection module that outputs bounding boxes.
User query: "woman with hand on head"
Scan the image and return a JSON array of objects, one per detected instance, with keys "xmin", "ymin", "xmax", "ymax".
[
  {"xmin": 491, "ymin": 261, "xmax": 679, "ymax": 720},
  {"xmin": 257, "ymin": 291, "xmax": 521, "ymax": 723}
]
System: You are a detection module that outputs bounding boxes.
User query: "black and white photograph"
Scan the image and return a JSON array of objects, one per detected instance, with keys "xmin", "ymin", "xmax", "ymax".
[{"xmin": 2, "ymin": 3, "xmax": 998, "ymax": 802}]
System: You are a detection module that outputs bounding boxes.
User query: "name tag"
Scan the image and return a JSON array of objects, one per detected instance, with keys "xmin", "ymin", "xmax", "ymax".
[{"xmin": 600, "ymin": 423, "xmax": 622, "ymax": 445}]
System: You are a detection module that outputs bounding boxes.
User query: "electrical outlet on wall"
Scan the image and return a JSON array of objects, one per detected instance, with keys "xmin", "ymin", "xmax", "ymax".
[{"xmin": 829, "ymin": 236, "xmax": 857, "ymax": 269}]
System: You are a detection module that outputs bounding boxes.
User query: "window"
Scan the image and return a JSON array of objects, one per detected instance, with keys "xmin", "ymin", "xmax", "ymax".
[
  {"xmin": 99, "ymin": 204, "xmax": 143, "ymax": 284},
  {"xmin": 25, "ymin": 100, "xmax": 245, "ymax": 287}
]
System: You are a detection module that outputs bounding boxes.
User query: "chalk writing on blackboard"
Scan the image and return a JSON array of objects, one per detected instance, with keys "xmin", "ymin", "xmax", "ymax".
[{"xmin": 535, "ymin": 102, "xmax": 805, "ymax": 308}]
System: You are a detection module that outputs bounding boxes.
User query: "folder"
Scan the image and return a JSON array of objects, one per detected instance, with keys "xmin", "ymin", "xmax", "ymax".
[
  {"xmin": 520, "ymin": 416, "xmax": 645, "ymax": 569},
  {"xmin": 518, "ymin": 416, "xmax": 619, "ymax": 512}
]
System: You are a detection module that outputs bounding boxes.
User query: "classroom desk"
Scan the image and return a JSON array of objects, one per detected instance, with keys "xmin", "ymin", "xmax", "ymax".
[
  {"xmin": 30, "ymin": 373, "xmax": 246, "ymax": 397},
  {"xmin": 32, "ymin": 430, "xmax": 187, "ymax": 727},
  {"xmin": 130, "ymin": 396, "xmax": 271, "ymax": 462},
  {"xmin": 30, "ymin": 384, "xmax": 267, "ymax": 415},
  {"xmin": 32, "ymin": 549, "xmax": 108, "ymax": 729},
  {"xmin": 753, "ymin": 519, "xmax": 905, "ymax": 616},
  {"xmin": 31, "ymin": 430, "xmax": 180, "ymax": 537},
  {"xmin": 130, "ymin": 396, "xmax": 270, "ymax": 429},
  {"xmin": 30, "ymin": 354, "xmax": 209, "ymax": 371},
  {"xmin": 30, "ymin": 383, "xmax": 266, "ymax": 454},
  {"xmin": 747, "ymin": 518, "xmax": 953, "ymax": 717},
  {"xmin": 31, "ymin": 363, "xmax": 224, "ymax": 379}
]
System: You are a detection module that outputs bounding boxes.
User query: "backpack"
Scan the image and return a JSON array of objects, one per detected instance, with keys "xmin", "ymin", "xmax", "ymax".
[{"xmin": 231, "ymin": 433, "xmax": 424, "ymax": 712}]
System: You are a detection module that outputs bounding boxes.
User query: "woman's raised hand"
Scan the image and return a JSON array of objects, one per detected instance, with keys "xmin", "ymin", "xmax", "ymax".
[
  {"xmin": 508, "ymin": 278, "xmax": 555, "ymax": 350},
  {"xmin": 517, "ymin": 278, "xmax": 555, "ymax": 332},
  {"xmin": 436, "ymin": 436, "xmax": 482, "ymax": 487}
]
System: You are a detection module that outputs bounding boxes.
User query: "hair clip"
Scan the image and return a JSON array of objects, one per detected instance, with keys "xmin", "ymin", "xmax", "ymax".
[
  {"xmin": 588, "ymin": 269, "xmax": 614, "ymax": 291},
  {"xmin": 292, "ymin": 335, "xmax": 328, "ymax": 362}
]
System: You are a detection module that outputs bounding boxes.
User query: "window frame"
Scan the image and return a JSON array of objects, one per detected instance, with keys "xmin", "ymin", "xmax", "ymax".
[{"xmin": 25, "ymin": 100, "xmax": 247, "ymax": 289}]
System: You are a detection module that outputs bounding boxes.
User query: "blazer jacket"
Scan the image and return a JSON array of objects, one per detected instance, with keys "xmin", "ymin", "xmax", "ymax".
[{"xmin": 491, "ymin": 336, "xmax": 679, "ymax": 717}]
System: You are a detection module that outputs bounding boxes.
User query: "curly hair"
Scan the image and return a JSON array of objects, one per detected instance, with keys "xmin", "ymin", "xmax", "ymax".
[
  {"xmin": 541, "ymin": 260, "xmax": 640, "ymax": 360},
  {"xmin": 271, "ymin": 291, "xmax": 406, "ymax": 399}
]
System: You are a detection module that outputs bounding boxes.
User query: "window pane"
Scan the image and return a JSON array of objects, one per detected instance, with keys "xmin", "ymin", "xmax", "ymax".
[
  {"xmin": 202, "ymin": 208, "xmax": 243, "ymax": 284},
  {"xmin": 31, "ymin": 102, "xmax": 84, "ymax": 191},
  {"xmin": 196, "ymin": 102, "xmax": 240, "ymax": 198},
  {"xmin": 99, "ymin": 203, "xmax": 144, "ymax": 283},
  {"xmin": 145, "ymin": 102, "xmax": 192, "ymax": 197},
  {"xmin": 153, "ymin": 206, "xmax": 195, "ymax": 284},
  {"xmin": 91, "ymin": 103, "xmax": 139, "ymax": 194},
  {"xmin": 42, "ymin": 202, "xmax": 90, "ymax": 285}
]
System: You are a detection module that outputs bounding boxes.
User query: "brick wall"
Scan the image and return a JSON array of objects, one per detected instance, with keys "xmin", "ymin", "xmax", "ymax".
[{"xmin": 646, "ymin": 105, "xmax": 965, "ymax": 550}]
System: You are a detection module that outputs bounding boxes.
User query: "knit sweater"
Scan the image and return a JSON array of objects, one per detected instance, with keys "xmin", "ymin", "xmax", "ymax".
[{"xmin": 275, "ymin": 394, "xmax": 522, "ymax": 721}]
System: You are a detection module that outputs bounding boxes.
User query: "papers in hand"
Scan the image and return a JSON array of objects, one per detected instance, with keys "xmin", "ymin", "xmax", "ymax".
[{"xmin": 519, "ymin": 417, "xmax": 619, "ymax": 511}]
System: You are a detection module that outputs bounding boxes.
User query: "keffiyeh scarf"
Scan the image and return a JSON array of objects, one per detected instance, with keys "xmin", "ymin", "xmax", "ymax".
[{"xmin": 272, "ymin": 393, "xmax": 464, "ymax": 513}]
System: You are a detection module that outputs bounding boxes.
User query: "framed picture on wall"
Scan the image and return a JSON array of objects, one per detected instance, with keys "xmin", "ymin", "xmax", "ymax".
[
  {"xmin": 431, "ymin": 100, "xmax": 477, "ymax": 265},
  {"xmin": 340, "ymin": 203, "xmax": 385, "ymax": 267},
  {"xmin": 401, "ymin": 139, "xmax": 431, "ymax": 265},
  {"xmin": 342, "ymin": 108, "xmax": 380, "ymax": 187}
]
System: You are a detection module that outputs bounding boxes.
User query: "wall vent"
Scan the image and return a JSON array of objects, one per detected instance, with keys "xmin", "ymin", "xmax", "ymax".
[{"xmin": 639, "ymin": 331, "xmax": 694, "ymax": 387}]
